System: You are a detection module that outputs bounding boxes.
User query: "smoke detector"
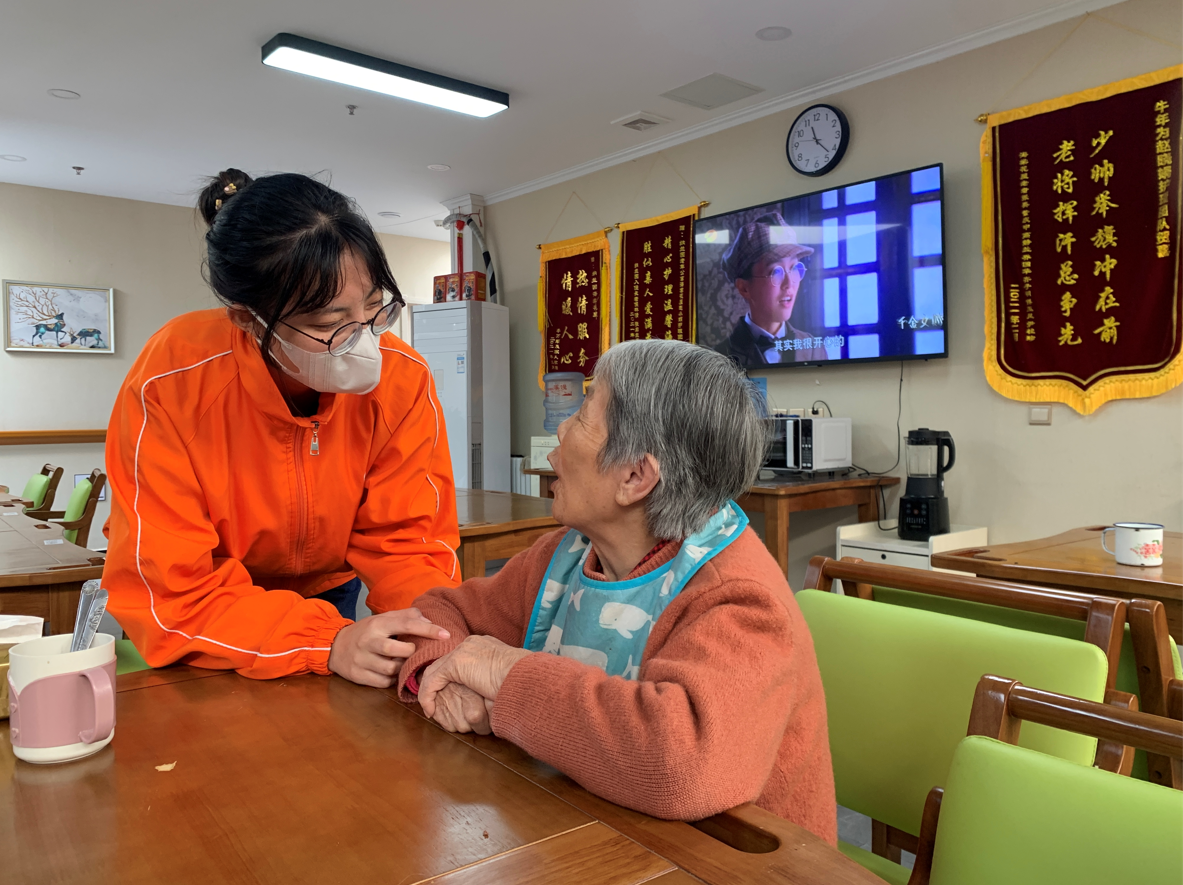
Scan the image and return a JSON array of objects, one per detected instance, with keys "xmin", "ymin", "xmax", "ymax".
[{"xmin": 611, "ymin": 111, "xmax": 672, "ymax": 132}]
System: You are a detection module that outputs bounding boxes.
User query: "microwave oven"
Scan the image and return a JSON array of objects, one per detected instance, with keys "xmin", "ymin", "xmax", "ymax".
[{"xmin": 765, "ymin": 416, "xmax": 853, "ymax": 473}]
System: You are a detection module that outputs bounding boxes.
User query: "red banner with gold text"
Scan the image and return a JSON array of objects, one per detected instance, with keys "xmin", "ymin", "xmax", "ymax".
[
  {"xmin": 537, "ymin": 231, "xmax": 610, "ymax": 387},
  {"xmin": 982, "ymin": 66, "xmax": 1182, "ymax": 414},
  {"xmin": 616, "ymin": 207, "xmax": 698, "ymax": 343}
]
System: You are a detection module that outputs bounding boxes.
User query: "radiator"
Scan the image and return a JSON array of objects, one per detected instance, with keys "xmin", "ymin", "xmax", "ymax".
[{"xmin": 510, "ymin": 456, "xmax": 540, "ymax": 496}]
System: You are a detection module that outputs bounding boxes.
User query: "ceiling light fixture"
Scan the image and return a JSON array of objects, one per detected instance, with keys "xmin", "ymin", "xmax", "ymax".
[
  {"xmin": 48, "ymin": 89, "xmax": 81, "ymax": 99},
  {"xmin": 756, "ymin": 27, "xmax": 792, "ymax": 41},
  {"xmin": 261, "ymin": 33, "xmax": 509, "ymax": 118},
  {"xmin": 377, "ymin": 211, "xmax": 401, "ymax": 218},
  {"xmin": 0, "ymin": 155, "xmax": 27, "ymax": 162},
  {"xmin": 427, "ymin": 164, "xmax": 451, "ymax": 172}
]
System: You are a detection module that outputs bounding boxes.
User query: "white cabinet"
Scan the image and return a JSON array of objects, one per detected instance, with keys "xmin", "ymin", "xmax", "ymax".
[{"xmin": 836, "ymin": 522, "xmax": 988, "ymax": 573}]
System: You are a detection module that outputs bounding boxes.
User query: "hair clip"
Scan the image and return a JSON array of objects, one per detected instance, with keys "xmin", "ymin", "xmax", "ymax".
[
  {"xmin": 215, "ymin": 199, "xmax": 223, "ymax": 210},
  {"xmin": 223, "ymin": 182, "xmax": 237, "ymax": 195}
]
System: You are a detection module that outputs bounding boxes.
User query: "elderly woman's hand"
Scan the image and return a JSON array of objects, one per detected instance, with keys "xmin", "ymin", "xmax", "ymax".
[
  {"xmin": 429, "ymin": 683, "xmax": 495, "ymax": 734},
  {"xmin": 418, "ymin": 635, "xmax": 531, "ymax": 724}
]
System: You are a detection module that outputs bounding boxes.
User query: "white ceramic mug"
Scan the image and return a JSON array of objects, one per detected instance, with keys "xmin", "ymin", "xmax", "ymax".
[
  {"xmin": 1101, "ymin": 522, "xmax": 1164, "ymax": 567},
  {"xmin": 6, "ymin": 633, "xmax": 116, "ymax": 764}
]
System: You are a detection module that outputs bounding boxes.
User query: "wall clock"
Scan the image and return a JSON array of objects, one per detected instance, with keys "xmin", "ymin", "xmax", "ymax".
[{"xmin": 787, "ymin": 104, "xmax": 850, "ymax": 176}]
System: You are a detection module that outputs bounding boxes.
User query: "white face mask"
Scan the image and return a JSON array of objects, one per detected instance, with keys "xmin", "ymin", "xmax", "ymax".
[{"xmin": 253, "ymin": 312, "xmax": 384, "ymax": 395}]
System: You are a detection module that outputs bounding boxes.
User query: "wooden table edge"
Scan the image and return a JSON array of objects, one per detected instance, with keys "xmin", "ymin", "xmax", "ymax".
[{"xmin": 459, "ymin": 516, "xmax": 561, "ymax": 538}]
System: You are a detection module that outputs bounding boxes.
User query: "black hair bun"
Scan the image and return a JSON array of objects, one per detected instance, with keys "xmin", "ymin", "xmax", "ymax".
[{"xmin": 198, "ymin": 168, "xmax": 254, "ymax": 226}]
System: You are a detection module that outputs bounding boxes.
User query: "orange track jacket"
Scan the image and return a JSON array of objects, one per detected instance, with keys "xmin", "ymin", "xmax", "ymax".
[{"xmin": 103, "ymin": 309, "xmax": 460, "ymax": 679}]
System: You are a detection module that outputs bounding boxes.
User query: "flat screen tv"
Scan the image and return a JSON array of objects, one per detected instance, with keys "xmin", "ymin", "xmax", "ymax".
[{"xmin": 694, "ymin": 163, "xmax": 947, "ymax": 369}]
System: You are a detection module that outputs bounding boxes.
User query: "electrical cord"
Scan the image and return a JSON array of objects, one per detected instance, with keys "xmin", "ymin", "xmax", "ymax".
[
  {"xmin": 849, "ymin": 361, "xmax": 905, "ymax": 531},
  {"xmin": 810, "ymin": 399, "xmax": 832, "ymax": 417}
]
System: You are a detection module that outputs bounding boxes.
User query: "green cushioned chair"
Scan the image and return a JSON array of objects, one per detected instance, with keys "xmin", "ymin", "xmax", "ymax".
[
  {"xmin": 924, "ymin": 736, "xmax": 1182, "ymax": 885},
  {"xmin": 871, "ymin": 585, "xmax": 1182, "ymax": 781},
  {"xmin": 796, "ymin": 589, "xmax": 1109, "ymax": 885},
  {"xmin": 20, "ymin": 463, "xmax": 64, "ymax": 518},
  {"xmin": 45, "ymin": 468, "xmax": 106, "ymax": 547},
  {"xmin": 908, "ymin": 676, "xmax": 1183, "ymax": 885}
]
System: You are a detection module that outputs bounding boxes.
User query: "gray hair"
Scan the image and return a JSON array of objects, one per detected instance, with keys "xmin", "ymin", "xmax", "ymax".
[{"xmin": 594, "ymin": 339, "xmax": 771, "ymax": 539}]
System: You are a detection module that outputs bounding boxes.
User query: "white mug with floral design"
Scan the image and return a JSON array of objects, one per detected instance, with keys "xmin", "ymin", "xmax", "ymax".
[{"xmin": 1101, "ymin": 522, "xmax": 1164, "ymax": 567}]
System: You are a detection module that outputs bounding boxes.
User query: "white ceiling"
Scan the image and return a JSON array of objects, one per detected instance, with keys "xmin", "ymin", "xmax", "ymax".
[{"xmin": 1, "ymin": 0, "xmax": 1116, "ymax": 241}]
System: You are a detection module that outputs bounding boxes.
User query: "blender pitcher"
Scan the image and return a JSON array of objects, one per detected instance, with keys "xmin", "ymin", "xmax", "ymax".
[{"xmin": 898, "ymin": 428, "xmax": 955, "ymax": 540}]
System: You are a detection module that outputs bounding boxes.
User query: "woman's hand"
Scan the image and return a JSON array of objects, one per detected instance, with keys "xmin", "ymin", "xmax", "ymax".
[
  {"xmin": 328, "ymin": 608, "xmax": 450, "ymax": 688},
  {"xmin": 418, "ymin": 635, "xmax": 531, "ymax": 720}
]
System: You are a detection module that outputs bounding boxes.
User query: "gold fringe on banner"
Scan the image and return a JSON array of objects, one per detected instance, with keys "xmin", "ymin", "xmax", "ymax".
[
  {"xmin": 981, "ymin": 65, "xmax": 1183, "ymax": 415},
  {"xmin": 537, "ymin": 230, "xmax": 612, "ymax": 389},
  {"xmin": 614, "ymin": 205, "xmax": 702, "ymax": 346}
]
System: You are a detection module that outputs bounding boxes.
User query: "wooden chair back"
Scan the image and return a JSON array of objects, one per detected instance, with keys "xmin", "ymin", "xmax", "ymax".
[
  {"xmin": 22, "ymin": 463, "xmax": 64, "ymax": 519},
  {"xmin": 804, "ymin": 556, "xmax": 1126, "ymax": 689}
]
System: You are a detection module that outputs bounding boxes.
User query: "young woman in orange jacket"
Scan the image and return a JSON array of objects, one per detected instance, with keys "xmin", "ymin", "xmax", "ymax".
[{"xmin": 103, "ymin": 169, "xmax": 455, "ymax": 685}]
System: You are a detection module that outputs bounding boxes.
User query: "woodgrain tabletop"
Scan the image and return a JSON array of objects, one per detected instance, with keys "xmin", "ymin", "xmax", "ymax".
[
  {"xmin": 932, "ymin": 526, "xmax": 1182, "ymax": 639},
  {"xmin": 1, "ymin": 668, "xmax": 881, "ymax": 885},
  {"xmin": 456, "ymin": 488, "xmax": 557, "ymax": 538}
]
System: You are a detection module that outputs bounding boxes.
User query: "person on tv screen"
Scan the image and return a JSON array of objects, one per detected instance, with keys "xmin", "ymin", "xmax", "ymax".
[{"xmin": 717, "ymin": 212, "xmax": 826, "ymax": 366}]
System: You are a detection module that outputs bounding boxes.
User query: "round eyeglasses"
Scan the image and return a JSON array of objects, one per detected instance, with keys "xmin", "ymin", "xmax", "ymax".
[
  {"xmin": 282, "ymin": 299, "xmax": 404, "ymax": 355},
  {"xmin": 751, "ymin": 262, "xmax": 807, "ymax": 287}
]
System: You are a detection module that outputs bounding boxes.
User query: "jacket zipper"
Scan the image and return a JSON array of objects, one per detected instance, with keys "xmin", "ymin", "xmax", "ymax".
[
  {"xmin": 293, "ymin": 426, "xmax": 307, "ymax": 575},
  {"xmin": 310, "ymin": 420, "xmax": 320, "ymax": 455}
]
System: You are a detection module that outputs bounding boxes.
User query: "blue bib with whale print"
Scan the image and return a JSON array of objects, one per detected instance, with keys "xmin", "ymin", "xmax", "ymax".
[{"xmin": 522, "ymin": 502, "xmax": 748, "ymax": 679}]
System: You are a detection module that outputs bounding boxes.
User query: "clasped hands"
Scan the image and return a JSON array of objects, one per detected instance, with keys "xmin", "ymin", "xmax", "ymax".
[{"xmin": 418, "ymin": 635, "xmax": 531, "ymax": 735}]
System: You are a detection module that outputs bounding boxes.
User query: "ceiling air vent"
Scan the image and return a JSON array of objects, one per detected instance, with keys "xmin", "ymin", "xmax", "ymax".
[
  {"xmin": 661, "ymin": 74, "xmax": 763, "ymax": 110},
  {"xmin": 612, "ymin": 111, "xmax": 671, "ymax": 132}
]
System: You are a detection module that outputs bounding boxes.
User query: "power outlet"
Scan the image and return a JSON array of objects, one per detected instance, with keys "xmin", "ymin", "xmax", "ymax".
[
  {"xmin": 1028, "ymin": 404, "xmax": 1052, "ymax": 425},
  {"xmin": 788, "ymin": 408, "xmax": 805, "ymax": 418}
]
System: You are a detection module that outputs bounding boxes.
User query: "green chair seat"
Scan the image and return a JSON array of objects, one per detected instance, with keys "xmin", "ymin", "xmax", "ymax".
[
  {"xmin": 797, "ymin": 590, "xmax": 1108, "ymax": 883},
  {"xmin": 872, "ymin": 584, "xmax": 1183, "ymax": 780},
  {"xmin": 115, "ymin": 639, "xmax": 151, "ymax": 675},
  {"xmin": 21, "ymin": 473, "xmax": 50, "ymax": 510},
  {"xmin": 930, "ymin": 735, "xmax": 1183, "ymax": 885}
]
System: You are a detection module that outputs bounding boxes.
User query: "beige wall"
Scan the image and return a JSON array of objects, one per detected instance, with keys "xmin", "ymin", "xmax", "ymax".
[
  {"xmin": 0, "ymin": 183, "xmax": 215, "ymax": 534},
  {"xmin": 377, "ymin": 232, "xmax": 451, "ymax": 341},
  {"xmin": 0, "ymin": 181, "xmax": 448, "ymax": 540},
  {"xmin": 484, "ymin": 0, "xmax": 1183, "ymax": 591}
]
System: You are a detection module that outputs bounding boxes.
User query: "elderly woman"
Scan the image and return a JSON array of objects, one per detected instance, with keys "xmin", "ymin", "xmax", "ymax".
[{"xmin": 398, "ymin": 339, "xmax": 836, "ymax": 843}]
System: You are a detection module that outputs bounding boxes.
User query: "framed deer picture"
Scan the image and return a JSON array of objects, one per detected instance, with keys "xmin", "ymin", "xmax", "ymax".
[{"xmin": 3, "ymin": 281, "xmax": 115, "ymax": 354}]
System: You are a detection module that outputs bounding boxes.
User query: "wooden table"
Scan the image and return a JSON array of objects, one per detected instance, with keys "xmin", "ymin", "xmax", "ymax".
[
  {"xmin": 0, "ymin": 668, "xmax": 881, "ymax": 885},
  {"xmin": 0, "ymin": 493, "xmax": 104, "ymax": 633},
  {"xmin": 457, "ymin": 489, "xmax": 559, "ymax": 579},
  {"xmin": 525, "ymin": 469, "xmax": 899, "ymax": 576},
  {"xmin": 932, "ymin": 527, "xmax": 1183, "ymax": 642}
]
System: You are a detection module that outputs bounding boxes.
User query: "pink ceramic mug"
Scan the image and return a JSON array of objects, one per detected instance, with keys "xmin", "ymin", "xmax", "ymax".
[{"xmin": 7, "ymin": 633, "xmax": 116, "ymax": 764}]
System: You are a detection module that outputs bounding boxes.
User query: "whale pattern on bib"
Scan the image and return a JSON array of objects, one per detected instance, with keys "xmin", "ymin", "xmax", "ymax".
[{"xmin": 523, "ymin": 502, "xmax": 748, "ymax": 679}]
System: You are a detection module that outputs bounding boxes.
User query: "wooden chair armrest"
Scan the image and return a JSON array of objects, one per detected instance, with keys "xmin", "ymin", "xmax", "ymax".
[
  {"xmin": 906, "ymin": 787, "xmax": 943, "ymax": 885},
  {"xmin": 49, "ymin": 516, "xmax": 89, "ymax": 530},
  {"xmin": 1094, "ymin": 689, "xmax": 1138, "ymax": 775}
]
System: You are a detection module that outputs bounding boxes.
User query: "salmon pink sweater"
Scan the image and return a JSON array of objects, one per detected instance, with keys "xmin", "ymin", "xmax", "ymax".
[{"xmin": 398, "ymin": 526, "xmax": 837, "ymax": 844}]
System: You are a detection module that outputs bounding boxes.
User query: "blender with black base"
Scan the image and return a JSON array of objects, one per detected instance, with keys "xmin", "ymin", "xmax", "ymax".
[{"xmin": 897, "ymin": 428, "xmax": 955, "ymax": 541}]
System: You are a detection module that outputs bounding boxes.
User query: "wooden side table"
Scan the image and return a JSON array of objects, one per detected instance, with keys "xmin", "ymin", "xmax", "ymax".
[{"xmin": 456, "ymin": 489, "xmax": 559, "ymax": 578}]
